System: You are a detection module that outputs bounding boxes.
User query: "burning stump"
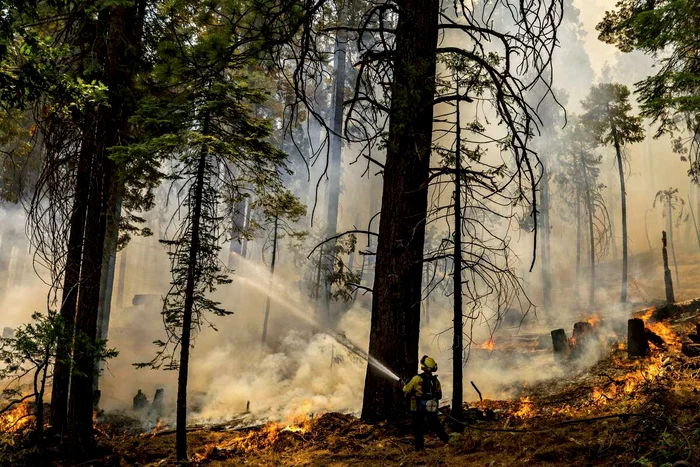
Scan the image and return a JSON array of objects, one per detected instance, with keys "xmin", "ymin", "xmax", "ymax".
[
  {"xmin": 628, "ymin": 318, "xmax": 650, "ymax": 357},
  {"xmin": 570, "ymin": 322, "xmax": 597, "ymax": 360}
]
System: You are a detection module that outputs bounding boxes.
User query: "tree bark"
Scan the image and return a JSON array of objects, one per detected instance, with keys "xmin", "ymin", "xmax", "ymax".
[
  {"xmin": 361, "ymin": 0, "xmax": 438, "ymax": 422},
  {"xmin": 176, "ymin": 127, "xmax": 208, "ymax": 463},
  {"xmin": 68, "ymin": 134, "xmax": 110, "ymax": 454},
  {"xmin": 451, "ymin": 78, "xmax": 463, "ymax": 425},
  {"xmin": 613, "ymin": 131, "xmax": 628, "ymax": 304},
  {"xmin": 320, "ymin": 6, "xmax": 348, "ymax": 322},
  {"xmin": 261, "ymin": 216, "xmax": 278, "ymax": 346},
  {"xmin": 581, "ymin": 153, "xmax": 595, "ymax": 313},
  {"xmin": 575, "ymin": 186, "xmax": 581, "ymax": 302},
  {"xmin": 667, "ymin": 200, "xmax": 680, "ymax": 288},
  {"xmin": 662, "ymin": 230, "xmax": 675, "ymax": 304},
  {"xmin": 540, "ymin": 163, "xmax": 552, "ymax": 316},
  {"xmin": 50, "ymin": 115, "xmax": 94, "ymax": 432}
]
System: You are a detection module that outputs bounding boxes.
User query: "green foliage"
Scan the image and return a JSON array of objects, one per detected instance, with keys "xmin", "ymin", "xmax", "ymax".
[
  {"xmin": 0, "ymin": 311, "xmax": 116, "ymax": 430},
  {"xmin": 654, "ymin": 187, "xmax": 688, "ymax": 226},
  {"xmin": 597, "ymin": 0, "xmax": 700, "ymax": 182},
  {"xmin": 581, "ymin": 83, "xmax": 645, "ymax": 148}
]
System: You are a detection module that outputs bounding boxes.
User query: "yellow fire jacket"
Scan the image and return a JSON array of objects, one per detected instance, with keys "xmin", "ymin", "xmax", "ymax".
[{"xmin": 403, "ymin": 373, "xmax": 443, "ymax": 412}]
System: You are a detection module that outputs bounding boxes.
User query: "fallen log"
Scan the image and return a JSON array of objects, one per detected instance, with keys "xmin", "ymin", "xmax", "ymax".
[
  {"xmin": 681, "ymin": 343, "xmax": 700, "ymax": 358},
  {"xmin": 644, "ymin": 327, "xmax": 667, "ymax": 349},
  {"xmin": 628, "ymin": 318, "xmax": 649, "ymax": 357}
]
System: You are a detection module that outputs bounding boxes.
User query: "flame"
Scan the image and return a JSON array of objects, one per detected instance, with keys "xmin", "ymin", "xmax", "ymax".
[
  {"xmin": 151, "ymin": 419, "xmax": 167, "ymax": 436},
  {"xmin": 586, "ymin": 313, "xmax": 602, "ymax": 326},
  {"xmin": 480, "ymin": 338, "xmax": 495, "ymax": 350},
  {"xmin": 0, "ymin": 402, "xmax": 33, "ymax": 433},
  {"xmin": 192, "ymin": 400, "xmax": 315, "ymax": 461},
  {"xmin": 513, "ymin": 396, "xmax": 536, "ymax": 419}
]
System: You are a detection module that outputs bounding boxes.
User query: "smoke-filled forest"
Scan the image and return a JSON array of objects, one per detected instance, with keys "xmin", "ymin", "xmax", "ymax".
[{"xmin": 1, "ymin": 0, "xmax": 700, "ymax": 465}]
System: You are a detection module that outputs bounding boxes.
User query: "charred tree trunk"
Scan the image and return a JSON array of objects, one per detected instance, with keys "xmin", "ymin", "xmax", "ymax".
[
  {"xmin": 613, "ymin": 131, "xmax": 628, "ymax": 304},
  {"xmin": 551, "ymin": 328, "xmax": 568, "ymax": 360},
  {"xmin": 451, "ymin": 80, "xmax": 463, "ymax": 425},
  {"xmin": 67, "ymin": 119, "xmax": 111, "ymax": 452},
  {"xmin": 627, "ymin": 318, "xmax": 649, "ymax": 357},
  {"xmin": 581, "ymin": 153, "xmax": 595, "ymax": 313},
  {"xmin": 320, "ymin": 4, "xmax": 348, "ymax": 323},
  {"xmin": 361, "ymin": 0, "xmax": 439, "ymax": 422},
  {"xmin": 662, "ymin": 231, "xmax": 675, "ymax": 304},
  {"xmin": 666, "ymin": 200, "xmax": 680, "ymax": 288},
  {"xmin": 261, "ymin": 216, "xmax": 279, "ymax": 346},
  {"xmin": 575, "ymin": 188, "xmax": 581, "ymax": 301},
  {"xmin": 67, "ymin": 1, "xmax": 144, "ymax": 451},
  {"xmin": 94, "ymin": 187, "xmax": 122, "ymax": 394},
  {"xmin": 50, "ymin": 115, "xmax": 95, "ymax": 432},
  {"xmin": 540, "ymin": 163, "xmax": 552, "ymax": 315},
  {"xmin": 176, "ymin": 122, "xmax": 209, "ymax": 463}
]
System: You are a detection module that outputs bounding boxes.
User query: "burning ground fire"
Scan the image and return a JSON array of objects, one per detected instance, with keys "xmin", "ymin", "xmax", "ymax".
[
  {"xmin": 0, "ymin": 401, "xmax": 33, "ymax": 433},
  {"xmin": 191, "ymin": 401, "xmax": 314, "ymax": 462}
]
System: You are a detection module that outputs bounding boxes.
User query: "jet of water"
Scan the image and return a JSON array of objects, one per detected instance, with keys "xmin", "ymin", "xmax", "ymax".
[{"xmin": 234, "ymin": 270, "xmax": 402, "ymax": 384}]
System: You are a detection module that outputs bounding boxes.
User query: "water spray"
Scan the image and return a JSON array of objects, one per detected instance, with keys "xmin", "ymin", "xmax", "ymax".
[{"xmin": 235, "ymin": 271, "xmax": 403, "ymax": 384}]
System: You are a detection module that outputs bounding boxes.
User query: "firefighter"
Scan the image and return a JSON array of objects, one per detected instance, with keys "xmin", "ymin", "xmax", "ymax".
[{"xmin": 402, "ymin": 355, "xmax": 450, "ymax": 450}]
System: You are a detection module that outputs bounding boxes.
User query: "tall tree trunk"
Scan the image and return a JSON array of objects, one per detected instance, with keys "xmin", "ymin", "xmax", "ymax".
[
  {"xmin": 688, "ymin": 194, "xmax": 700, "ymax": 253},
  {"xmin": 67, "ymin": 1, "xmax": 143, "ymax": 450},
  {"xmin": 361, "ymin": 0, "xmax": 438, "ymax": 422},
  {"xmin": 261, "ymin": 216, "xmax": 279, "ymax": 346},
  {"xmin": 581, "ymin": 153, "xmax": 595, "ymax": 313},
  {"xmin": 662, "ymin": 230, "xmax": 675, "ymax": 303},
  {"xmin": 667, "ymin": 200, "xmax": 680, "ymax": 288},
  {"xmin": 540, "ymin": 163, "xmax": 552, "ymax": 315},
  {"xmin": 115, "ymin": 247, "xmax": 127, "ymax": 309},
  {"xmin": 68, "ymin": 137, "xmax": 110, "ymax": 454},
  {"xmin": 575, "ymin": 188, "xmax": 581, "ymax": 302},
  {"xmin": 451, "ymin": 84, "xmax": 463, "ymax": 424},
  {"xmin": 94, "ymin": 190, "xmax": 122, "ymax": 394},
  {"xmin": 50, "ymin": 116, "xmax": 94, "ymax": 432},
  {"xmin": 613, "ymin": 131, "xmax": 628, "ymax": 304},
  {"xmin": 176, "ymin": 126, "xmax": 209, "ymax": 463},
  {"xmin": 320, "ymin": 7, "xmax": 348, "ymax": 323}
]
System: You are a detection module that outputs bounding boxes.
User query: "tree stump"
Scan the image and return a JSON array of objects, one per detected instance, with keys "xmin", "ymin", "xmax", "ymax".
[
  {"xmin": 571, "ymin": 322, "xmax": 595, "ymax": 359},
  {"xmin": 151, "ymin": 388, "xmax": 164, "ymax": 417},
  {"xmin": 628, "ymin": 318, "xmax": 649, "ymax": 357},
  {"xmin": 551, "ymin": 329, "xmax": 569, "ymax": 360}
]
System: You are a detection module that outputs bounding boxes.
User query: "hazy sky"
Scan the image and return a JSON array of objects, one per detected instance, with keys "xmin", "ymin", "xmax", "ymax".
[{"xmin": 573, "ymin": 0, "xmax": 622, "ymax": 74}]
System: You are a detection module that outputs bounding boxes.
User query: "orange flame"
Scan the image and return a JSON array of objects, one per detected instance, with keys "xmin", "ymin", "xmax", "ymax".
[
  {"xmin": 480, "ymin": 338, "xmax": 495, "ymax": 350},
  {"xmin": 513, "ymin": 396, "xmax": 536, "ymax": 419},
  {"xmin": 0, "ymin": 402, "xmax": 33, "ymax": 433}
]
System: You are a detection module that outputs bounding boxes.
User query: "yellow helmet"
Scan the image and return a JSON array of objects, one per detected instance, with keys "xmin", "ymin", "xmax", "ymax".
[{"xmin": 421, "ymin": 355, "xmax": 438, "ymax": 371}]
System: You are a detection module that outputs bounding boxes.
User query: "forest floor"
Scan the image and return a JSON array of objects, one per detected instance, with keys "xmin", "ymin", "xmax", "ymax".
[
  {"xmin": 4, "ymin": 298, "xmax": 699, "ymax": 466},
  {"xmin": 96, "ymin": 299, "xmax": 700, "ymax": 467},
  {"xmin": 2, "ymin": 254, "xmax": 700, "ymax": 466}
]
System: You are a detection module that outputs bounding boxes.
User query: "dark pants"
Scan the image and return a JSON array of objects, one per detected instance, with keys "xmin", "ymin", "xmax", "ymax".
[{"xmin": 411, "ymin": 410, "xmax": 449, "ymax": 450}]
